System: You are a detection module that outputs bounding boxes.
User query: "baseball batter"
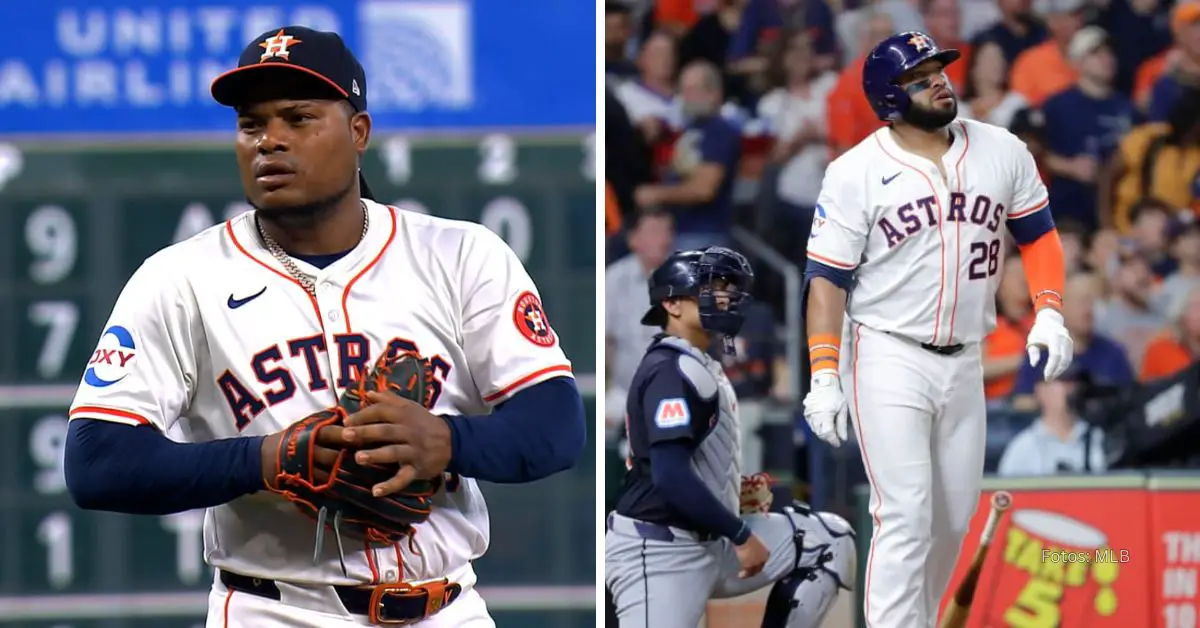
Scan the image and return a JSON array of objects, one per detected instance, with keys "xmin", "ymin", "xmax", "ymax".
[
  {"xmin": 801, "ymin": 32, "xmax": 1074, "ymax": 628},
  {"xmin": 62, "ymin": 26, "xmax": 585, "ymax": 627},
  {"xmin": 605, "ymin": 247, "xmax": 856, "ymax": 628}
]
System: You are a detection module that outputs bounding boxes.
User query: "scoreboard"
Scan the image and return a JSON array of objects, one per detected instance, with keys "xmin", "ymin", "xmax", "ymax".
[{"xmin": 0, "ymin": 134, "xmax": 597, "ymax": 627}]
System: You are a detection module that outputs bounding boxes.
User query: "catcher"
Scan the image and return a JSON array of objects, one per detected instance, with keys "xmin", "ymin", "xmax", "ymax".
[
  {"xmin": 62, "ymin": 26, "xmax": 585, "ymax": 627},
  {"xmin": 604, "ymin": 247, "xmax": 856, "ymax": 628}
]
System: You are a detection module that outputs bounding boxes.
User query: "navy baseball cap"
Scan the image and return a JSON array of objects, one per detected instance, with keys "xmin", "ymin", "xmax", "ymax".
[
  {"xmin": 211, "ymin": 26, "xmax": 367, "ymax": 111},
  {"xmin": 211, "ymin": 26, "xmax": 377, "ymax": 201}
]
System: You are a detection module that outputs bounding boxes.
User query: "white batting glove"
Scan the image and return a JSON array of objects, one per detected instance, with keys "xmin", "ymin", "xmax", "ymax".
[
  {"xmin": 802, "ymin": 371, "xmax": 850, "ymax": 447},
  {"xmin": 1025, "ymin": 308, "xmax": 1074, "ymax": 381}
]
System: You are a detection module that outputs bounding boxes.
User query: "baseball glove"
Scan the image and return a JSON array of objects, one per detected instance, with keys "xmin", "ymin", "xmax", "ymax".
[
  {"xmin": 268, "ymin": 351, "xmax": 444, "ymax": 567},
  {"xmin": 740, "ymin": 472, "xmax": 774, "ymax": 515}
]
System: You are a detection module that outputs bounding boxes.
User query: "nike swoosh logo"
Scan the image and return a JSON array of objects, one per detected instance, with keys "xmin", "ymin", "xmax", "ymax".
[
  {"xmin": 882, "ymin": 172, "xmax": 902, "ymax": 185},
  {"xmin": 227, "ymin": 287, "xmax": 267, "ymax": 309}
]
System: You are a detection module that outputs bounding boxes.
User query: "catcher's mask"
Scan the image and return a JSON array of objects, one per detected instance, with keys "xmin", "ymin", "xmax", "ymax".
[{"xmin": 641, "ymin": 246, "xmax": 755, "ymax": 354}]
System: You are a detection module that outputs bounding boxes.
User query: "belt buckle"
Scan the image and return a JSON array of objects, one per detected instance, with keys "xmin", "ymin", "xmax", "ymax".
[
  {"xmin": 368, "ymin": 578, "xmax": 452, "ymax": 626},
  {"xmin": 369, "ymin": 583, "xmax": 417, "ymax": 626}
]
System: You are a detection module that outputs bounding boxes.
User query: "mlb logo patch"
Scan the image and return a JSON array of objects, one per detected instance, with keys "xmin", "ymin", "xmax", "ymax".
[{"xmin": 654, "ymin": 398, "xmax": 690, "ymax": 428}]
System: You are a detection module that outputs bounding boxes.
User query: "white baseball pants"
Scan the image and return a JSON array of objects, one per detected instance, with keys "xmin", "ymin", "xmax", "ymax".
[{"xmin": 843, "ymin": 322, "xmax": 987, "ymax": 628}]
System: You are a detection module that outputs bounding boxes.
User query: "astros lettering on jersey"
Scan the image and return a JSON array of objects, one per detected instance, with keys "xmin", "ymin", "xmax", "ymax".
[
  {"xmin": 807, "ymin": 118, "xmax": 1048, "ymax": 345},
  {"xmin": 69, "ymin": 200, "xmax": 573, "ymax": 587}
]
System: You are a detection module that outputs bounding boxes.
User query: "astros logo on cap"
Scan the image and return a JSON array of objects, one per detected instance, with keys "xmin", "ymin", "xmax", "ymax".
[
  {"xmin": 907, "ymin": 33, "xmax": 932, "ymax": 52},
  {"xmin": 260, "ymin": 29, "xmax": 302, "ymax": 62}
]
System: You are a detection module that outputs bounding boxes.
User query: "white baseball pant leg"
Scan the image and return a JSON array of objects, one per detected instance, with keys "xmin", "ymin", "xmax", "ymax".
[
  {"xmin": 844, "ymin": 323, "xmax": 985, "ymax": 628},
  {"xmin": 924, "ymin": 341, "xmax": 987, "ymax": 619}
]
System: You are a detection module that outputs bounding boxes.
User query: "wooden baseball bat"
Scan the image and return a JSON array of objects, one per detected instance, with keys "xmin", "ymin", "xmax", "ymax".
[{"xmin": 938, "ymin": 491, "xmax": 1013, "ymax": 628}]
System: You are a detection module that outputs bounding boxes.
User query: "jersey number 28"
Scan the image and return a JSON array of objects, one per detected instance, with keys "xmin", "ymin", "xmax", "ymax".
[{"xmin": 968, "ymin": 239, "xmax": 1001, "ymax": 280}]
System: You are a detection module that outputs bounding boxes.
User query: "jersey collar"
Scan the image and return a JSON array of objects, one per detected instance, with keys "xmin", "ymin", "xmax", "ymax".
[
  {"xmin": 226, "ymin": 199, "xmax": 398, "ymax": 283},
  {"xmin": 875, "ymin": 119, "xmax": 970, "ymax": 175}
]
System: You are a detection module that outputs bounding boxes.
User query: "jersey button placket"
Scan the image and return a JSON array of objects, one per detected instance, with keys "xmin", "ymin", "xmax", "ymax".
[
  {"xmin": 319, "ymin": 283, "xmax": 341, "ymax": 325},
  {"xmin": 929, "ymin": 165, "xmax": 953, "ymax": 346},
  {"xmin": 316, "ymin": 284, "xmax": 343, "ymax": 395},
  {"xmin": 942, "ymin": 158, "xmax": 965, "ymax": 347}
]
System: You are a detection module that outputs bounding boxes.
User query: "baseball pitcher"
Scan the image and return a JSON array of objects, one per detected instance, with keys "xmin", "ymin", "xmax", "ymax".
[
  {"xmin": 62, "ymin": 26, "xmax": 586, "ymax": 627},
  {"xmin": 605, "ymin": 247, "xmax": 856, "ymax": 628},
  {"xmin": 801, "ymin": 31, "xmax": 1074, "ymax": 628}
]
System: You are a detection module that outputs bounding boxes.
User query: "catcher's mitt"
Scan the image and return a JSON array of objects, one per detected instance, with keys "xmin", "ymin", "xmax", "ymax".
[
  {"xmin": 740, "ymin": 472, "xmax": 774, "ymax": 515},
  {"xmin": 269, "ymin": 351, "xmax": 444, "ymax": 569}
]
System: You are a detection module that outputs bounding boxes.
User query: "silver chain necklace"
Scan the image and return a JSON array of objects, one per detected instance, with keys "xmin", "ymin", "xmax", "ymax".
[{"xmin": 255, "ymin": 202, "xmax": 369, "ymax": 297}]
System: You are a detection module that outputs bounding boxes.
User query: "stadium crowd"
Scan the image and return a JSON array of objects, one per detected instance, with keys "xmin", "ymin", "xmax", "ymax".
[{"xmin": 603, "ymin": 0, "xmax": 1200, "ymax": 500}]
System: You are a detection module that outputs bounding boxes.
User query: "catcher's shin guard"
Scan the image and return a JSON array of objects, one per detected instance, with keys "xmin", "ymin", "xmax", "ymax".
[{"xmin": 761, "ymin": 503, "xmax": 857, "ymax": 628}]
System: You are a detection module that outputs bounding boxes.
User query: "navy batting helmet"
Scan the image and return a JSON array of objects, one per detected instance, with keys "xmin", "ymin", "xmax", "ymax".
[
  {"xmin": 641, "ymin": 246, "xmax": 754, "ymax": 350},
  {"xmin": 862, "ymin": 31, "xmax": 961, "ymax": 122}
]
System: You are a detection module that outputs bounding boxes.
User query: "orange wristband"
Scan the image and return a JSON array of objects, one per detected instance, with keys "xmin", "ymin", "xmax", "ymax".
[
  {"xmin": 808, "ymin": 333, "xmax": 841, "ymax": 373},
  {"xmin": 1032, "ymin": 289, "xmax": 1063, "ymax": 311}
]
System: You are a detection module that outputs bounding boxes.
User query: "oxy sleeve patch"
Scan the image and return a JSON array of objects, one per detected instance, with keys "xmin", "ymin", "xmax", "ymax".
[{"xmin": 84, "ymin": 325, "xmax": 138, "ymax": 388}]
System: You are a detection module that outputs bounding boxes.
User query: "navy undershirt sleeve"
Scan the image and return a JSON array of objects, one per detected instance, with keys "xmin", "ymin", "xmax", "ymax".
[
  {"xmin": 441, "ymin": 376, "xmax": 586, "ymax": 483},
  {"xmin": 805, "ymin": 259, "xmax": 854, "ymax": 292},
  {"xmin": 650, "ymin": 440, "xmax": 751, "ymax": 544},
  {"xmin": 64, "ymin": 419, "xmax": 265, "ymax": 515},
  {"xmin": 1007, "ymin": 207, "xmax": 1056, "ymax": 245}
]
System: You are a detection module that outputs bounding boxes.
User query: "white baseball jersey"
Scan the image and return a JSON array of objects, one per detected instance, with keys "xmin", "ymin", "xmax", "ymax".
[
  {"xmin": 68, "ymin": 200, "xmax": 573, "ymax": 587},
  {"xmin": 807, "ymin": 118, "xmax": 1049, "ymax": 345}
]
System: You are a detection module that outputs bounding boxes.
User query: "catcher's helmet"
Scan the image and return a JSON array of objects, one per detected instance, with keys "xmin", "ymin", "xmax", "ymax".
[
  {"xmin": 641, "ymin": 246, "xmax": 754, "ymax": 350},
  {"xmin": 862, "ymin": 31, "xmax": 961, "ymax": 122}
]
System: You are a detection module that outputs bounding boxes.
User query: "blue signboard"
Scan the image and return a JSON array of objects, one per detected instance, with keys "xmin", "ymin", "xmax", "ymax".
[{"xmin": 0, "ymin": 0, "xmax": 596, "ymax": 135}]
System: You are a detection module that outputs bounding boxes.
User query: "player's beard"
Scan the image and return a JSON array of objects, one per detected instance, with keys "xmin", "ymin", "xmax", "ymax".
[
  {"xmin": 250, "ymin": 172, "xmax": 357, "ymax": 231},
  {"xmin": 902, "ymin": 98, "xmax": 958, "ymax": 132}
]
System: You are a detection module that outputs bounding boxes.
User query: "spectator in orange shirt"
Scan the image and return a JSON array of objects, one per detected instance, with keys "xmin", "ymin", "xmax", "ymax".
[
  {"xmin": 1146, "ymin": 2, "xmax": 1200, "ymax": 122},
  {"xmin": 1140, "ymin": 285, "xmax": 1200, "ymax": 381},
  {"xmin": 921, "ymin": 0, "xmax": 973, "ymax": 91},
  {"xmin": 985, "ymin": 257, "xmax": 1037, "ymax": 401},
  {"xmin": 1134, "ymin": 50, "xmax": 1170, "ymax": 111},
  {"xmin": 655, "ymin": 0, "xmax": 705, "ymax": 37},
  {"xmin": 826, "ymin": 11, "xmax": 895, "ymax": 158},
  {"xmin": 1132, "ymin": 2, "xmax": 1200, "ymax": 112},
  {"xmin": 1010, "ymin": 0, "xmax": 1086, "ymax": 107}
]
